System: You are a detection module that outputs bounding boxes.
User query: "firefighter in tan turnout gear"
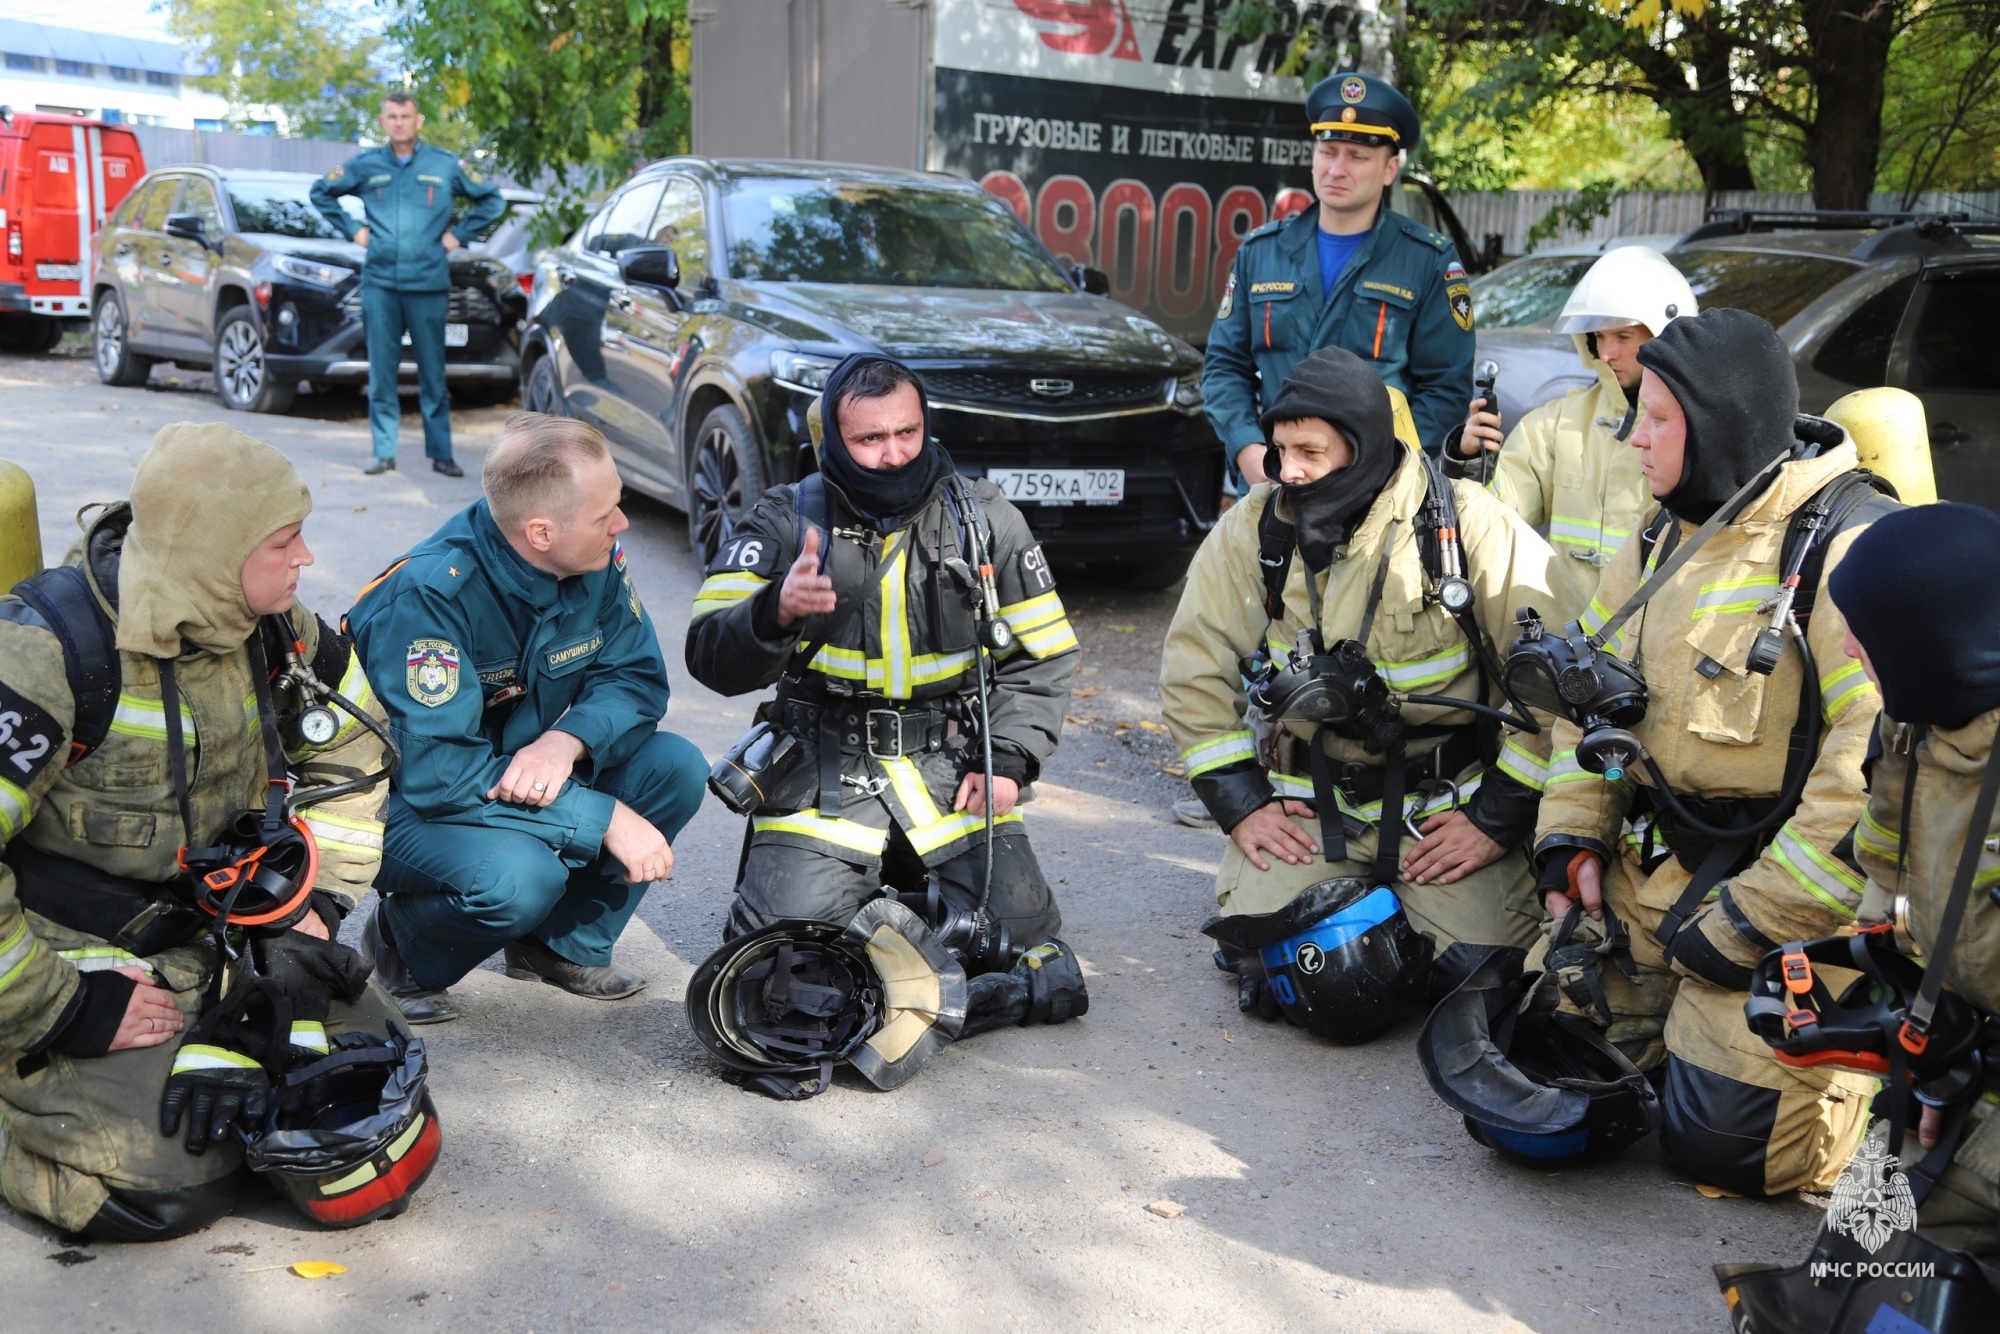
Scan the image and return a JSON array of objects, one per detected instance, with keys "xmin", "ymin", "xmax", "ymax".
[
  {"xmin": 1528, "ymin": 309, "xmax": 1889, "ymax": 1197},
  {"xmin": 1447, "ymin": 245, "xmax": 1696, "ymax": 625},
  {"xmin": 0, "ymin": 424, "xmax": 416, "ymax": 1240},
  {"xmin": 685, "ymin": 355, "xmax": 1088, "ymax": 1059},
  {"xmin": 1161, "ymin": 346, "xmax": 1558, "ymax": 1039}
]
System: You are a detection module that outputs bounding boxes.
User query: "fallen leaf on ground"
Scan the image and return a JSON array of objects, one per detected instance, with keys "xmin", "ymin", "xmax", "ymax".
[
  {"xmin": 922, "ymin": 1149, "xmax": 948, "ymax": 1167},
  {"xmin": 290, "ymin": 1261, "xmax": 348, "ymax": 1279},
  {"xmin": 1116, "ymin": 722, "xmax": 1133, "ymax": 730},
  {"xmin": 1695, "ymin": 1183, "xmax": 1743, "ymax": 1199},
  {"xmin": 1161, "ymin": 764, "xmax": 1186, "ymax": 777},
  {"xmin": 1221, "ymin": 1029, "xmax": 1234, "ymax": 1043},
  {"xmin": 1074, "ymin": 686, "xmax": 1102, "ymax": 698},
  {"xmin": 1146, "ymin": 1199, "xmax": 1186, "ymax": 1219},
  {"xmin": 1108, "ymin": 624, "xmax": 1136, "ymax": 633},
  {"xmin": 352, "ymin": 505, "xmax": 367, "ymax": 512},
  {"xmin": 1137, "ymin": 720, "xmax": 1166, "ymax": 732}
]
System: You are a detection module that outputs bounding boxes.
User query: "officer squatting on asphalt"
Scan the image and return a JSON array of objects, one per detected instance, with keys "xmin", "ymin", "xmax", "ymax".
[{"xmin": 3, "ymin": 56, "xmax": 1997, "ymax": 1330}]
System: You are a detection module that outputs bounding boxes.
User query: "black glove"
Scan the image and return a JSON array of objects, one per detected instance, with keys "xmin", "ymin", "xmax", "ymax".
[
  {"xmin": 160, "ymin": 978, "xmax": 290, "ymax": 1155},
  {"xmin": 258, "ymin": 930, "xmax": 370, "ymax": 1023}
]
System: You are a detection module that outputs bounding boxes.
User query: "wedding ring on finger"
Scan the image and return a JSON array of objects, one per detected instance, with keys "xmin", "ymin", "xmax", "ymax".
[{"xmin": 532, "ymin": 781, "xmax": 548, "ymax": 793}]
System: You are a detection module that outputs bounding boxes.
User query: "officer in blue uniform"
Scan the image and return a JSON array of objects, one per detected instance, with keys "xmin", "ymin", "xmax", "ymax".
[
  {"xmin": 311, "ymin": 91, "xmax": 505, "ymax": 478},
  {"xmin": 1203, "ymin": 72, "xmax": 1474, "ymax": 486},
  {"xmin": 344, "ymin": 413, "xmax": 707, "ymax": 1023}
]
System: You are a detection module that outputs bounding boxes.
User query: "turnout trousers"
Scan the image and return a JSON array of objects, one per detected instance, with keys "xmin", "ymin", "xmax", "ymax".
[
  {"xmin": 0, "ymin": 920, "xmax": 400, "ymax": 1239},
  {"xmin": 362, "ymin": 285, "xmax": 452, "ymax": 464},
  {"xmin": 376, "ymin": 731, "xmax": 708, "ymax": 990},
  {"xmin": 1527, "ymin": 846, "xmax": 1874, "ymax": 1196}
]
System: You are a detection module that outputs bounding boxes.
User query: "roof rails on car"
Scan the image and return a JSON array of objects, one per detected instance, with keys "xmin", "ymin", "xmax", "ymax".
[{"xmin": 1681, "ymin": 208, "xmax": 2000, "ymax": 257}]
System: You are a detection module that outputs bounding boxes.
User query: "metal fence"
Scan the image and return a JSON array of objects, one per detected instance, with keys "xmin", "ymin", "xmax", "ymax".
[
  {"xmin": 129, "ymin": 125, "xmax": 361, "ymax": 176},
  {"xmin": 1450, "ymin": 189, "xmax": 2000, "ymax": 256}
]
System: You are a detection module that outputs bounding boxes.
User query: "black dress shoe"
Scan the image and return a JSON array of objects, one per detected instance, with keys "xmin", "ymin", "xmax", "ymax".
[
  {"xmin": 432, "ymin": 458, "xmax": 463, "ymax": 478},
  {"xmin": 503, "ymin": 936, "xmax": 646, "ymax": 1000},
  {"xmin": 359, "ymin": 906, "xmax": 461, "ymax": 1024},
  {"xmin": 364, "ymin": 457, "xmax": 396, "ymax": 476}
]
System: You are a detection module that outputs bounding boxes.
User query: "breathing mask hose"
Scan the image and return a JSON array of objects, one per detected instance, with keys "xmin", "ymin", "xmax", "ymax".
[
  {"xmin": 1635, "ymin": 614, "xmax": 1823, "ymax": 843},
  {"xmin": 287, "ymin": 690, "xmax": 399, "ymax": 810},
  {"xmin": 1400, "ymin": 693, "xmax": 1540, "ymax": 734}
]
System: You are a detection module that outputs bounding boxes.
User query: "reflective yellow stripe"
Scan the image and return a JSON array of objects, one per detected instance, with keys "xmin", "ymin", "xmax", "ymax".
[
  {"xmin": 0, "ymin": 776, "xmax": 28, "ymax": 840},
  {"xmin": 1494, "ymin": 736, "xmax": 1549, "ymax": 792},
  {"xmin": 109, "ymin": 692, "xmax": 196, "ymax": 742},
  {"xmin": 1333, "ymin": 774, "xmax": 1485, "ymax": 826},
  {"xmin": 1182, "ymin": 731, "xmax": 1256, "ymax": 778},
  {"xmin": 908, "ymin": 650, "xmax": 977, "ymax": 687},
  {"xmin": 1576, "ymin": 596, "xmax": 1627, "ymax": 654},
  {"xmin": 905, "ymin": 809, "xmax": 1024, "ymax": 857},
  {"xmin": 1374, "ymin": 642, "xmax": 1471, "ymax": 690},
  {"xmin": 303, "ymin": 810, "xmax": 385, "ymax": 860},
  {"xmin": 878, "ymin": 755, "xmax": 945, "ymax": 824},
  {"xmin": 317, "ymin": 654, "xmax": 379, "ymax": 749},
  {"xmin": 998, "ymin": 591, "xmax": 1063, "ymax": 630},
  {"xmin": 57, "ymin": 946, "xmax": 152, "ymax": 975},
  {"xmin": 879, "ymin": 538, "xmax": 912, "ymax": 699},
  {"xmin": 808, "ymin": 644, "xmax": 867, "ymax": 681},
  {"xmin": 1548, "ymin": 516, "xmax": 1631, "ymax": 550},
  {"xmin": 169, "ymin": 1044, "xmax": 261, "ymax": 1074},
  {"xmin": 290, "ymin": 1021, "xmax": 329, "ymax": 1052},
  {"xmin": 1268, "ymin": 771, "xmax": 1313, "ymax": 799},
  {"xmin": 1693, "ymin": 575, "xmax": 1780, "ymax": 618},
  {"xmin": 691, "ymin": 571, "xmax": 771, "ymax": 619},
  {"xmin": 0, "ymin": 917, "xmax": 41, "ymax": 992},
  {"xmin": 1820, "ymin": 659, "xmax": 1876, "ymax": 721},
  {"xmin": 1855, "ymin": 807, "xmax": 1901, "ymax": 860},
  {"xmin": 1546, "ymin": 748, "xmax": 1632, "ymax": 792},
  {"xmin": 751, "ymin": 812, "xmax": 890, "ymax": 856},
  {"xmin": 1770, "ymin": 821, "xmax": 1863, "ymax": 919},
  {"xmin": 1016, "ymin": 618, "xmax": 1080, "ymax": 659},
  {"xmin": 321, "ymin": 1158, "xmax": 379, "ymax": 1194},
  {"xmin": 1000, "ymin": 591, "xmax": 1079, "ymax": 659}
]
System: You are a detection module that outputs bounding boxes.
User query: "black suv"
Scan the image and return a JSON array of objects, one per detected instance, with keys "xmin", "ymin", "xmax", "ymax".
[
  {"xmin": 89, "ymin": 167, "xmax": 527, "ymax": 414},
  {"xmin": 519, "ymin": 158, "xmax": 1219, "ymax": 584}
]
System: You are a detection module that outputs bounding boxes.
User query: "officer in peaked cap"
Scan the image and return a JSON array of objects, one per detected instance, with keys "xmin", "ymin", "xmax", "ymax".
[{"xmin": 1202, "ymin": 70, "xmax": 1474, "ymax": 486}]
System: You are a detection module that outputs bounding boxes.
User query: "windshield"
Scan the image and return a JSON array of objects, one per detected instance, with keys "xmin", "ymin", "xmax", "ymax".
[
  {"xmin": 722, "ymin": 178, "xmax": 1072, "ymax": 291},
  {"xmin": 1666, "ymin": 249, "xmax": 1862, "ymax": 328},
  {"xmin": 1470, "ymin": 256, "xmax": 1600, "ymax": 330},
  {"xmin": 227, "ymin": 179, "xmax": 361, "ymax": 239}
]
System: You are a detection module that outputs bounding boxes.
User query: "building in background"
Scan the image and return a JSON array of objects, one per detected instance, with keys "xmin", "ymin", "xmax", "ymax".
[{"xmin": 0, "ymin": 18, "xmax": 264, "ymax": 132}]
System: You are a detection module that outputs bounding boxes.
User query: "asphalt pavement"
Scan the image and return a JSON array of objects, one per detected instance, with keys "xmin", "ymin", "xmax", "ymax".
[{"xmin": 1, "ymin": 345, "xmax": 1824, "ymax": 1331}]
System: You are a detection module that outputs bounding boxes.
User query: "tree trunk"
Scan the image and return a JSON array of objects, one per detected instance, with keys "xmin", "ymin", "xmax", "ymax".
[
  {"xmin": 1802, "ymin": 0, "xmax": 1897, "ymax": 209},
  {"xmin": 636, "ymin": 10, "xmax": 679, "ymax": 134},
  {"xmin": 1627, "ymin": 18, "xmax": 1759, "ymax": 191}
]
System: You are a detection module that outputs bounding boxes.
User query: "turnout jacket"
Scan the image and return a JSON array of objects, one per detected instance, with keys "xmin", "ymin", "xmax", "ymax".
[
  {"xmin": 344, "ymin": 500, "xmax": 671, "ymax": 861},
  {"xmin": 0, "ymin": 506, "xmax": 390, "ymax": 1052},
  {"xmin": 1534, "ymin": 442, "xmax": 1886, "ymax": 968},
  {"xmin": 1855, "ymin": 707, "xmax": 2000, "ymax": 1018},
  {"xmin": 685, "ymin": 472, "xmax": 1079, "ymax": 867},
  {"xmin": 1160, "ymin": 440, "xmax": 1557, "ymax": 848},
  {"xmin": 309, "ymin": 142, "xmax": 505, "ymax": 293},
  {"xmin": 1203, "ymin": 206, "xmax": 1475, "ymax": 463},
  {"xmin": 1452, "ymin": 340, "xmax": 1653, "ymax": 626}
]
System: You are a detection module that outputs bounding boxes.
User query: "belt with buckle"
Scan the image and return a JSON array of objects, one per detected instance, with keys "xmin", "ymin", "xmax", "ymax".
[{"xmin": 781, "ymin": 698, "xmax": 951, "ymax": 759}]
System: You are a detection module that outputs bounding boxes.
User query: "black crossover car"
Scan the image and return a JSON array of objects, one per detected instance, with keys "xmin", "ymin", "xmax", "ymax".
[
  {"xmin": 89, "ymin": 167, "xmax": 527, "ymax": 413},
  {"xmin": 519, "ymin": 158, "xmax": 1220, "ymax": 584}
]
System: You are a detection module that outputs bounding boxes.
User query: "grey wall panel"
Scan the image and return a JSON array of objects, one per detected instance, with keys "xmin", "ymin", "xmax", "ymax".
[
  {"xmin": 816, "ymin": 3, "xmax": 924, "ymax": 169},
  {"xmin": 691, "ymin": 0, "xmax": 791, "ymax": 159}
]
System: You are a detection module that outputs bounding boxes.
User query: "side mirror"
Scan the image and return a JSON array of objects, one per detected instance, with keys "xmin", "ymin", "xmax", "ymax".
[
  {"xmin": 618, "ymin": 245, "xmax": 680, "ymax": 291},
  {"xmin": 1072, "ymin": 264, "xmax": 1110, "ymax": 296},
  {"xmin": 163, "ymin": 212, "xmax": 207, "ymax": 244}
]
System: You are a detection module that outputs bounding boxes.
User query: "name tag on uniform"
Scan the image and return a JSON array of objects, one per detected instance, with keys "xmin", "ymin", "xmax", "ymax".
[
  {"xmin": 1360, "ymin": 280, "xmax": 1415, "ymax": 303},
  {"xmin": 544, "ymin": 632, "xmax": 604, "ymax": 675},
  {"xmin": 418, "ymin": 174, "xmax": 444, "ymax": 185},
  {"xmin": 368, "ymin": 174, "xmax": 393, "ymax": 186},
  {"xmin": 1249, "ymin": 280, "xmax": 1299, "ymax": 296}
]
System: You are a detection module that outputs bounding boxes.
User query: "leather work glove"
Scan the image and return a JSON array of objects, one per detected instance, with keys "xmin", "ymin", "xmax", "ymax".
[
  {"xmin": 1543, "ymin": 901, "xmax": 1639, "ymax": 1028},
  {"xmin": 160, "ymin": 978, "xmax": 291, "ymax": 1155},
  {"xmin": 258, "ymin": 930, "xmax": 370, "ymax": 1021}
]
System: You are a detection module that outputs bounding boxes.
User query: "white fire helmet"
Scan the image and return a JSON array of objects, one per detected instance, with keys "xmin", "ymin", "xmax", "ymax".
[{"xmin": 1553, "ymin": 245, "xmax": 1698, "ymax": 337}]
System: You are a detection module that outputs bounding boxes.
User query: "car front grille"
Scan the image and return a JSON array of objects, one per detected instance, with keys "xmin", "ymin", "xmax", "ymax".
[
  {"xmin": 921, "ymin": 369, "xmax": 1167, "ymax": 413},
  {"xmin": 336, "ymin": 285, "xmax": 502, "ymax": 326}
]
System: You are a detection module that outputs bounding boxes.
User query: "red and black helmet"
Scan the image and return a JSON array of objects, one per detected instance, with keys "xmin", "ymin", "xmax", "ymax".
[{"xmin": 244, "ymin": 1024, "xmax": 441, "ymax": 1228}]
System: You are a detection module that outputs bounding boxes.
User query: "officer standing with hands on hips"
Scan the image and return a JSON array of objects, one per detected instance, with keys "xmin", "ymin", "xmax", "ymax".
[
  {"xmin": 311, "ymin": 91, "xmax": 504, "ymax": 479},
  {"xmin": 1203, "ymin": 71, "xmax": 1475, "ymax": 487}
]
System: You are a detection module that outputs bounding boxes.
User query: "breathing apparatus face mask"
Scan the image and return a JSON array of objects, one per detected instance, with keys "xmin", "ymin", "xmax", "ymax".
[
  {"xmin": 1502, "ymin": 608, "xmax": 1649, "ymax": 781},
  {"xmin": 1243, "ymin": 631, "xmax": 1401, "ymax": 752}
]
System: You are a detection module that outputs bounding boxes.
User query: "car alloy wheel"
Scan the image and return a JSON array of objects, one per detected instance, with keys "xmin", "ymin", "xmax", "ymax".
[
  {"xmin": 93, "ymin": 300, "xmax": 123, "ymax": 378},
  {"xmin": 687, "ymin": 404, "xmax": 764, "ymax": 566},
  {"xmin": 524, "ymin": 355, "xmax": 565, "ymax": 415},
  {"xmin": 217, "ymin": 317, "xmax": 266, "ymax": 408}
]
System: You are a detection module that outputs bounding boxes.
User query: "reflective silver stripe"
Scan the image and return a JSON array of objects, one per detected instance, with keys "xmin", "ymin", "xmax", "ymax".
[
  {"xmin": 290, "ymin": 1021, "xmax": 329, "ymax": 1053},
  {"xmin": 109, "ymin": 692, "xmax": 196, "ymax": 742},
  {"xmin": 170, "ymin": 1045, "xmax": 260, "ymax": 1074},
  {"xmin": 1770, "ymin": 821, "xmax": 1863, "ymax": 919},
  {"xmin": 0, "ymin": 919, "xmax": 40, "ymax": 992},
  {"xmin": 0, "ymin": 777, "xmax": 28, "ymax": 840},
  {"xmin": 1182, "ymin": 731, "xmax": 1256, "ymax": 777},
  {"xmin": 1375, "ymin": 642, "xmax": 1471, "ymax": 690},
  {"xmin": 1692, "ymin": 575, "xmax": 1780, "ymax": 618},
  {"xmin": 1494, "ymin": 737, "xmax": 1548, "ymax": 791},
  {"xmin": 302, "ymin": 811, "xmax": 384, "ymax": 855},
  {"xmin": 57, "ymin": 946, "xmax": 152, "ymax": 975}
]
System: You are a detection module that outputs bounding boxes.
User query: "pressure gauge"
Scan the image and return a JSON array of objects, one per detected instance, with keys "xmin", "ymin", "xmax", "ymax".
[
  {"xmin": 1437, "ymin": 576, "xmax": 1475, "ymax": 615},
  {"xmin": 299, "ymin": 706, "xmax": 339, "ymax": 747}
]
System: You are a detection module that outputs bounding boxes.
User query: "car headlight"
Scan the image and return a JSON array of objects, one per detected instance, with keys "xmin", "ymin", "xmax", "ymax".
[
  {"xmin": 274, "ymin": 255, "xmax": 355, "ymax": 288},
  {"xmin": 1172, "ymin": 371, "xmax": 1203, "ymax": 413},
  {"xmin": 770, "ymin": 351, "xmax": 842, "ymax": 394}
]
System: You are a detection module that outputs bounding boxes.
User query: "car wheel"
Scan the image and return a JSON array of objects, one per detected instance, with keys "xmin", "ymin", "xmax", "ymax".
[
  {"xmin": 92, "ymin": 294, "xmax": 154, "ymax": 387},
  {"xmin": 686, "ymin": 403, "xmax": 764, "ymax": 566},
  {"xmin": 213, "ymin": 307, "xmax": 296, "ymax": 414},
  {"xmin": 0, "ymin": 316, "xmax": 61, "ymax": 354},
  {"xmin": 523, "ymin": 355, "xmax": 566, "ymax": 415}
]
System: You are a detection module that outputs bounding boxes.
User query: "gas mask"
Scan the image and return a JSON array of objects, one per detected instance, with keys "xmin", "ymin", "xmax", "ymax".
[
  {"xmin": 1502, "ymin": 608, "xmax": 1648, "ymax": 780},
  {"xmin": 1243, "ymin": 630, "xmax": 1401, "ymax": 755}
]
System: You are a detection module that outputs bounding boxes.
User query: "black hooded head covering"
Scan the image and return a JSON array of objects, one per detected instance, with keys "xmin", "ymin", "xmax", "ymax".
[
  {"xmin": 1828, "ymin": 503, "xmax": 2000, "ymax": 729},
  {"xmin": 1258, "ymin": 347, "xmax": 1402, "ymax": 571},
  {"xmin": 815, "ymin": 353, "xmax": 954, "ymax": 531},
  {"xmin": 1635, "ymin": 308, "xmax": 1800, "ymax": 523}
]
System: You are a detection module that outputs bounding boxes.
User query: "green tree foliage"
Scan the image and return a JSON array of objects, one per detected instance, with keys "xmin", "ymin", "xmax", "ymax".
[
  {"xmin": 163, "ymin": 0, "xmax": 387, "ymax": 139},
  {"xmin": 389, "ymin": 0, "xmax": 691, "ymax": 241},
  {"xmin": 1876, "ymin": 2, "xmax": 2000, "ymax": 205}
]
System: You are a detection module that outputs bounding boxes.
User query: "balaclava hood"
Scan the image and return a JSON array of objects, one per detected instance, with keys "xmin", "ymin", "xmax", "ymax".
[
  {"xmin": 117, "ymin": 422, "xmax": 312, "ymax": 658},
  {"xmin": 1259, "ymin": 347, "xmax": 1402, "ymax": 571},
  {"xmin": 1636, "ymin": 308, "xmax": 1799, "ymax": 523},
  {"xmin": 1828, "ymin": 503, "xmax": 2000, "ymax": 730},
  {"xmin": 811, "ymin": 353, "xmax": 953, "ymax": 532}
]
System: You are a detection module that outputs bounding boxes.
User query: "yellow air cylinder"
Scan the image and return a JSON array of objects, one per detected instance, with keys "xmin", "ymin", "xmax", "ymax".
[
  {"xmin": 0, "ymin": 459, "xmax": 43, "ymax": 590},
  {"xmin": 1824, "ymin": 387, "xmax": 1938, "ymax": 505}
]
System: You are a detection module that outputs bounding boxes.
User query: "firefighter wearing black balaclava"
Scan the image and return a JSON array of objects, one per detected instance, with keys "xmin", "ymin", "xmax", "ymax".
[
  {"xmin": 685, "ymin": 355, "xmax": 1086, "ymax": 1038},
  {"xmin": 1161, "ymin": 346, "xmax": 1557, "ymax": 1021},
  {"xmin": 1532, "ymin": 309, "xmax": 1890, "ymax": 1197}
]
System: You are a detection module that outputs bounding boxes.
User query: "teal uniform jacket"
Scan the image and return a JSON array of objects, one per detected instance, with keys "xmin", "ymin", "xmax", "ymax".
[
  {"xmin": 344, "ymin": 500, "xmax": 672, "ymax": 861},
  {"xmin": 309, "ymin": 142, "xmax": 505, "ymax": 293},
  {"xmin": 1202, "ymin": 205, "xmax": 1474, "ymax": 465}
]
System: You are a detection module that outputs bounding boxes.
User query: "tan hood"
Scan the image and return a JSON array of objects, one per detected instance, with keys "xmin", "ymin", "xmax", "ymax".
[
  {"xmin": 116, "ymin": 422, "xmax": 312, "ymax": 658},
  {"xmin": 1570, "ymin": 332, "xmax": 1632, "ymax": 415}
]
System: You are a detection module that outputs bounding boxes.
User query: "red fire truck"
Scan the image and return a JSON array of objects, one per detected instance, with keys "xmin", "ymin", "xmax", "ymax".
[{"xmin": 0, "ymin": 109, "xmax": 145, "ymax": 352}]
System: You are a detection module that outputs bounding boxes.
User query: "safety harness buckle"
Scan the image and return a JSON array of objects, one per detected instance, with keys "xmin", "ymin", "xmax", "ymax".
[
  {"xmin": 1786, "ymin": 1008, "xmax": 1818, "ymax": 1031},
  {"xmin": 865, "ymin": 709, "xmax": 909, "ymax": 759},
  {"xmin": 1780, "ymin": 948, "xmax": 1813, "ymax": 995},
  {"xmin": 1899, "ymin": 1020, "xmax": 1931, "ymax": 1057}
]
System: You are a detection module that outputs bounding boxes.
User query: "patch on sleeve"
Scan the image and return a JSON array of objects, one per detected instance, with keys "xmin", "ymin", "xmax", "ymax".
[
  {"xmin": 405, "ymin": 639, "xmax": 461, "ymax": 708},
  {"xmin": 459, "ymin": 160, "xmax": 484, "ymax": 184},
  {"xmin": 0, "ymin": 682, "xmax": 62, "ymax": 786},
  {"xmin": 1445, "ymin": 260, "xmax": 1467, "ymax": 282},
  {"xmin": 1447, "ymin": 281, "xmax": 1474, "ymax": 332},
  {"xmin": 715, "ymin": 532, "xmax": 783, "ymax": 578},
  {"xmin": 325, "ymin": 164, "xmax": 343, "ymax": 182},
  {"xmin": 1216, "ymin": 270, "xmax": 1235, "ymax": 321},
  {"xmin": 613, "ymin": 542, "xmax": 643, "ymax": 619},
  {"xmin": 1019, "ymin": 543, "xmax": 1056, "ymax": 596}
]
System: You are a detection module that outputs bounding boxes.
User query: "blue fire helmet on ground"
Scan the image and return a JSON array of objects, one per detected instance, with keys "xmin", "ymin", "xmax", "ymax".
[
  {"xmin": 1201, "ymin": 878, "xmax": 1431, "ymax": 1044},
  {"xmin": 1418, "ymin": 949, "xmax": 1660, "ymax": 1168}
]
